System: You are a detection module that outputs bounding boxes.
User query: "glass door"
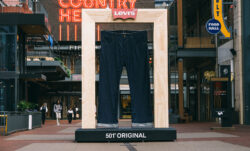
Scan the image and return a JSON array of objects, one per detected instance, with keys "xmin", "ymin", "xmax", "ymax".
[{"xmin": 120, "ymin": 94, "xmax": 131, "ymax": 119}]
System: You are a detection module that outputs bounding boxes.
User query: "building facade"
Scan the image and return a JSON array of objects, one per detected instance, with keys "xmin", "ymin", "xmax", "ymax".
[{"xmin": 1, "ymin": 0, "xmax": 249, "ymax": 125}]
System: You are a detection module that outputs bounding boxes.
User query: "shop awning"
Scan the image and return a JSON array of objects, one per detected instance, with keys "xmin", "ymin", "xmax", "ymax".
[
  {"xmin": 19, "ymin": 73, "xmax": 47, "ymax": 81},
  {"xmin": 27, "ymin": 61, "xmax": 69, "ymax": 81},
  {"xmin": 0, "ymin": 13, "xmax": 50, "ymax": 35}
]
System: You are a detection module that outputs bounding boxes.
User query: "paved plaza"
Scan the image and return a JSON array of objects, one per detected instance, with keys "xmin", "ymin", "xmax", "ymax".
[{"xmin": 0, "ymin": 120, "xmax": 250, "ymax": 151}]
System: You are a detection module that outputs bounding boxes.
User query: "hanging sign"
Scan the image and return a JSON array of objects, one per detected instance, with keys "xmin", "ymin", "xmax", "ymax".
[
  {"xmin": 58, "ymin": 0, "xmax": 137, "ymax": 22},
  {"xmin": 112, "ymin": 9, "xmax": 138, "ymax": 19},
  {"xmin": 206, "ymin": 19, "xmax": 221, "ymax": 34},
  {"xmin": 212, "ymin": 0, "xmax": 231, "ymax": 38}
]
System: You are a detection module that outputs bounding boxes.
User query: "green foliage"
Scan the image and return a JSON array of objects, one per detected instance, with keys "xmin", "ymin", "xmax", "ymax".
[
  {"xmin": 17, "ymin": 100, "xmax": 38, "ymax": 111},
  {"xmin": 66, "ymin": 68, "xmax": 71, "ymax": 77},
  {"xmin": 54, "ymin": 57, "xmax": 64, "ymax": 65},
  {"xmin": 54, "ymin": 57, "xmax": 71, "ymax": 77},
  {"xmin": 54, "ymin": 57, "xmax": 61, "ymax": 62}
]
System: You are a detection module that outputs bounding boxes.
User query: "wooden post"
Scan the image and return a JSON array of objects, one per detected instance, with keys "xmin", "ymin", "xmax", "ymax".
[
  {"xmin": 154, "ymin": 10, "xmax": 169, "ymax": 128},
  {"xmin": 186, "ymin": 71, "xmax": 190, "ymax": 113},
  {"xmin": 81, "ymin": 11, "xmax": 96, "ymax": 128},
  {"xmin": 177, "ymin": 0, "xmax": 183, "ymax": 48},
  {"xmin": 197, "ymin": 70, "xmax": 201, "ymax": 121},
  {"xmin": 71, "ymin": 57, "xmax": 75, "ymax": 74},
  {"xmin": 178, "ymin": 59, "xmax": 184, "ymax": 119}
]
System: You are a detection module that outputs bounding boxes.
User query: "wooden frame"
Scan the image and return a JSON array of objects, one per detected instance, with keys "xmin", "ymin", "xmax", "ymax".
[{"xmin": 81, "ymin": 9, "xmax": 168, "ymax": 128}]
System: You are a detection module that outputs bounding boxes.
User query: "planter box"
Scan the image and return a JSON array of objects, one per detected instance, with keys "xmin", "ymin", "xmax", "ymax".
[{"xmin": 0, "ymin": 111, "xmax": 42, "ymax": 135}]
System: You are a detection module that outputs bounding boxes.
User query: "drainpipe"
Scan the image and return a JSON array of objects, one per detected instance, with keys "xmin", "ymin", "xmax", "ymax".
[{"xmin": 231, "ymin": 53, "xmax": 235, "ymax": 109}]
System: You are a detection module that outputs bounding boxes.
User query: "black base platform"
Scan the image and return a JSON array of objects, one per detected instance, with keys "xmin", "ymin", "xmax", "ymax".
[{"xmin": 75, "ymin": 128, "xmax": 176, "ymax": 142}]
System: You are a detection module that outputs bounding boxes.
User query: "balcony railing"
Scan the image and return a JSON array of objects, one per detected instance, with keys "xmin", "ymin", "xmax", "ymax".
[
  {"xmin": 0, "ymin": 0, "xmax": 48, "ymax": 18},
  {"xmin": 33, "ymin": 1, "xmax": 48, "ymax": 19}
]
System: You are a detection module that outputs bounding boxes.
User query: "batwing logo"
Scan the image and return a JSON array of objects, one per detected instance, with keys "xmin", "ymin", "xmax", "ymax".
[{"xmin": 112, "ymin": 9, "xmax": 138, "ymax": 20}]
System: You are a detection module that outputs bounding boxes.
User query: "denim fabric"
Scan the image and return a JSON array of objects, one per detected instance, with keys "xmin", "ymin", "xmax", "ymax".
[{"xmin": 97, "ymin": 30, "xmax": 153, "ymax": 124}]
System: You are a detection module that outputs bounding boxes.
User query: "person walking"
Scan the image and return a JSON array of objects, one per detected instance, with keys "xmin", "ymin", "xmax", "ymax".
[
  {"xmin": 54, "ymin": 100, "xmax": 62, "ymax": 126},
  {"xmin": 73, "ymin": 105, "xmax": 78, "ymax": 120},
  {"xmin": 67, "ymin": 107, "xmax": 74, "ymax": 124},
  {"xmin": 40, "ymin": 103, "xmax": 48, "ymax": 125}
]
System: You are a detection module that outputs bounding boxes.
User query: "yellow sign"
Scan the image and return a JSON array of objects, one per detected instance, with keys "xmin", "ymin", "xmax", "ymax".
[{"xmin": 213, "ymin": 0, "xmax": 231, "ymax": 38}]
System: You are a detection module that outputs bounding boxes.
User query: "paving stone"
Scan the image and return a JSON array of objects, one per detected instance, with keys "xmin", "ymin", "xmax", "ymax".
[
  {"xmin": 59, "ymin": 127, "xmax": 79, "ymax": 133},
  {"xmin": 133, "ymin": 141, "xmax": 250, "ymax": 151},
  {"xmin": 177, "ymin": 132, "xmax": 238, "ymax": 139},
  {"xmin": 6, "ymin": 135, "xmax": 74, "ymax": 141},
  {"xmin": 16, "ymin": 143, "xmax": 128, "ymax": 151},
  {"xmin": 15, "ymin": 141, "xmax": 250, "ymax": 151},
  {"xmin": 1, "ymin": 121, "xmax": 250, "ymax": 151}
]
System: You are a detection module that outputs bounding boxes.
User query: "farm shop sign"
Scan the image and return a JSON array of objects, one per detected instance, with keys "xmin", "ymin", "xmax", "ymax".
[
  {"xmin": 59, "ymin": 0, "xmax": 137, "ymax": 22},
  {"xmin": 212, "ymin": 0, "xmax": 231, "ymax": 38}
]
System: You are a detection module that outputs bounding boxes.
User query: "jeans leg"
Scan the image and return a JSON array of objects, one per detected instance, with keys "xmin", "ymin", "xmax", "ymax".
[
  {"xmin": 125, "ymin": 31, "xmax": 153, "ymax": 124},
  {"xmin": 56, "ymin": 112, "xmax": 60, "ymax": 126},
  {"xmin": 97, "ymin": 31, "xmax": 123, "ymax": 125}
]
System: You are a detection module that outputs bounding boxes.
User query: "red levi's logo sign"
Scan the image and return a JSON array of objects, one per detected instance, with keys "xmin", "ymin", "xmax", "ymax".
[{"xmin": 112, "ymin": 9, "xmax": 138, "ymax": 20}]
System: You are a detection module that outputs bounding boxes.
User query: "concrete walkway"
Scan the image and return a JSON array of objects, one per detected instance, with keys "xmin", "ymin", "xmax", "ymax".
[{"xmin": 1, "ymin": 120, "xmax": 250, "ymax": 151}]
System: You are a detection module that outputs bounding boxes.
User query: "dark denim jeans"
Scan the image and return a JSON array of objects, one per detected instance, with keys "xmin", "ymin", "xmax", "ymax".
[{"xmin": 97, "ymin": 30, "xmax": 153, "ymax": 124}]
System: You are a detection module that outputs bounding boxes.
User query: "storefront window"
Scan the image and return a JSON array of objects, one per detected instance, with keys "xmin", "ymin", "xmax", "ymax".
[
  {"xmin": 0, "ymin": 82, "xmax": 4, "ymax": 111},
  {"xmin": 0, "ymin": 79, "xmax": 15, "ymax": 111},
  {"xmin": 74, "ymin": 57, "xmax": 81, "ymax": 74},
  {"xmin": 120, "ymin": 94, "xmax": 131, "ymax": 119},
  {"xmin": 0, "ymin": 26, "xmax": 17, "ymax": 71}
]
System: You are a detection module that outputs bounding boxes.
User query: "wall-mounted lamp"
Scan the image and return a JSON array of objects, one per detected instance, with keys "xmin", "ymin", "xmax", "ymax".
[{"xmin": 230, "ymin": 48, "xmax": 237, "ymax": 56}]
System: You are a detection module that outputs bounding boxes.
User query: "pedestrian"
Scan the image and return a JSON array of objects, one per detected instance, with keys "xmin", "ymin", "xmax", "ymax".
[
  {"xmin": 67, "ymin": 107, "xmax": 74, "ymax": 124},
  {"xmin": 54, "ymin": 100, "xmax": 62, "ymax": 126},
  {"xmin": 73, "ymin": 105, "xmax": 78, "ymax": 120},
  {"xmin": 40, "ymin": 103, "xmax": 48, "ymax": 125}
]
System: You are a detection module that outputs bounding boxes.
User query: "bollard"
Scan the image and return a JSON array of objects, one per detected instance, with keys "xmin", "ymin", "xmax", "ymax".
[{"xmin": 28, "ymin": 115, "xmax": 32, "ymax": 130}]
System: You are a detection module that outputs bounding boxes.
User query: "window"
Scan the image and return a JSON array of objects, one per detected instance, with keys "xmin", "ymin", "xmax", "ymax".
[{"xmin": 0, "ymin": 26, "xmax": 16, "ymax": 71}]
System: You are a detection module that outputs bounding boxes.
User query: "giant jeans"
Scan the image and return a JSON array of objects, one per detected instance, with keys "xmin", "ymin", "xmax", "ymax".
[{"xmin": 97, "ymin": 31, "xmax": 152, "ymax": 125}]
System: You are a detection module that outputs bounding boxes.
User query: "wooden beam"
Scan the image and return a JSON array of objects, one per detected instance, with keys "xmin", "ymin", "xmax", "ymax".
[
  {"xmin": 154, "ymin": 10, "xmax": 169, "ymax": 128},
  {"xmin": 71, "ymin": 57, "xmax": 75, "ymax": 74},
  {"xmin": 197, "ymin": 70, "xmax": 201, "ymax": 121},
  {"xmin": 81, "ymin": 11, "xmax": 96, "ymax": 128},
  {"xmin": 210, "ymin": 77, "xmax": 229, "ymax": 81},
  {"xmin": 178, "ymin": 59, "xmax": 184, "ymax": 119},
  {"xmin": 177, "ymin": 0, "xmax": 183, "ymax": 47}
]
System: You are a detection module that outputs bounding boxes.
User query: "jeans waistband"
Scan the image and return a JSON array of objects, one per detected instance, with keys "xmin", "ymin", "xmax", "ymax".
[{"xmin": 101, "ymin": 30, "xmax": 147, "ymax": 39}]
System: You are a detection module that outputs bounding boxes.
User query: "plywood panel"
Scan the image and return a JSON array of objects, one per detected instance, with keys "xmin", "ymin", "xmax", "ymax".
[
  {"xmin": 81, "ymin": 12, "xmax": 96, "ymax": 129},
  {"xmin": 81, "ymin": 9, "xmax": 169, "ymax": 128},
  {"xmin": 154, "ymin": 12, "xmax": 169, "ymax": 128}
]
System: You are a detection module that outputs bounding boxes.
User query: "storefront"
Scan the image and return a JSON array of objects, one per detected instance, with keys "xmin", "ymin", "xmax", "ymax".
[
  {"xmin": 0, "ymin": 13, "xmax": 51, "ymax": 111},
  {"xmin": 242, "ymin": 0, "xmax": 250, "ymax": 125}
]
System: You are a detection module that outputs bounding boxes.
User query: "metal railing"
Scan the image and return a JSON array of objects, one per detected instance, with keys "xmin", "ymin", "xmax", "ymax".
[
  {"xmin": 33, "ymin": 1, "xmax": 48, "ymax": 19},
  {"xmin": 31, "ymin": 112, "xmax": 42, "ymax": 128},
  {"xmin": 184, "ymin": 34, "xmax": 215, "ymax": 49},
  {"xmin": 0, "ymin": 111, "xmax": 7, "ymax": 135},
  {"xmin": 0, "ymin": 111, "xmax": 42, "ymax": 135},
  {"xmin": 6, "ymin": 111, "xmax": 29, "ymax": 134},
  {"xmin": 0, "ymin": 0, "xmax": 48, "ymax": 18}
]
